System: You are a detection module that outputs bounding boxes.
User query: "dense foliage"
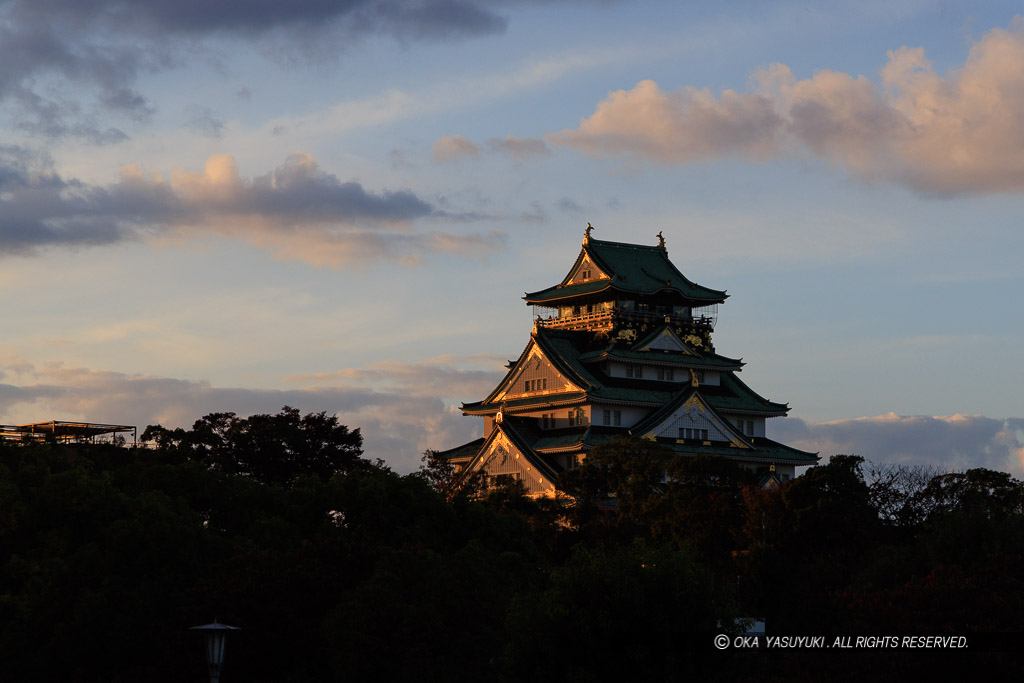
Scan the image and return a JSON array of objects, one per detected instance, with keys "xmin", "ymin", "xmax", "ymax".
[{"xmin": 2, "ymin": 416, "xmax": 1022, "ymax": 681}]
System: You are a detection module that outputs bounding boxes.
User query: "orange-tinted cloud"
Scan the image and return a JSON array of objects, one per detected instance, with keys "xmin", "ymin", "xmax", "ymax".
[
  {"xmin": 0, "ymin": 149, "xmax": 505, "ymax": 266},
  {"xmin": 432, "ymin": 134, "xmax": 550, "ymax": 164},
  {"xmin": 551, "ymin": 18, "xmax": 1024, "ymax": 195},
  {"xmin": 549, "ymin": 79, "xmax": 781, "ymax": 163},
  {"xmin": 433, "ymin": 135, "xmax": 481, "ymax": 162}
]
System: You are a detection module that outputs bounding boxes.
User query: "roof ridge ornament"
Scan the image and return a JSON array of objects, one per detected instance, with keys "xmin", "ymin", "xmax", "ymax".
[
  {"xmin": 657, "ymin": 231, "xmax": 666, "ymax": 251},
  {"xmin": 584, "ymin": 222, "xmax": 594, "ymax": 244}
]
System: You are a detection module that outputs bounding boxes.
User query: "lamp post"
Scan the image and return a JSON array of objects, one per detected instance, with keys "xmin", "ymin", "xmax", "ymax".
[{"xmin": 190, "ymin": 620, "xmax": 240, "ymax": 683}]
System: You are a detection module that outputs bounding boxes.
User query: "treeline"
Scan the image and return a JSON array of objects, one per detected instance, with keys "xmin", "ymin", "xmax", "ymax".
[{"xmin": 1, "ymin": 408, "xmax": 1022, "ymax": 681}]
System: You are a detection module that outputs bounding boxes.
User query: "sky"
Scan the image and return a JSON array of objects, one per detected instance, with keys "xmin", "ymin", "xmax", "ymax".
[{"xmin": 2, "ymin": 0, "xmax": 1023, "ymax": 475}]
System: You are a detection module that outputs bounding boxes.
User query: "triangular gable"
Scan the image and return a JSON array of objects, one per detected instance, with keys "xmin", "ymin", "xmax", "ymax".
[
  {"xmin": 457, "ymin": 425, "xmax": 557, "ymax": 497},
  {"xmin": 564, "ymin": 249, "xmax": 610, "ymax": 286},
  {"xmin": 632, "ymin": 327, "xmax": 695, "ymax": 355},
  {"xmin": 492, "ymin": 338, "xmax": 585, "ymax": 402},
  {"xmin": 636, "ymin": 393, "xmax": 751, "ymax": 448},
  {"xmin": 758, "ymin": 472, "xmax": 782, "ymax": 490}
]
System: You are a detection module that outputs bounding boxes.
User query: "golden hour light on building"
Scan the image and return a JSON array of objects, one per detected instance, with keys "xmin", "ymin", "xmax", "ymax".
[{"xmin": 436, "ymin": 225, "xmax": 817, "ymax": 496}]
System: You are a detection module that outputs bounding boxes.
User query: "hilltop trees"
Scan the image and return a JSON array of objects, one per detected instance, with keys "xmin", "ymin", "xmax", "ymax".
[
  {"xmin": 4, "ymin": 422, "xmax": 1024, "ymax": 681},
  {"xmin": 142, "ymin": 406, "xmax": 364, "ymax": 487}
]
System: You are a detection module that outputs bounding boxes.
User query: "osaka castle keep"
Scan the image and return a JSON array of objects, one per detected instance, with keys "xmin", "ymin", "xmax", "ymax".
[{"xmin": 438, "ymin": 225, "xmax": 818, "ymax": 496}]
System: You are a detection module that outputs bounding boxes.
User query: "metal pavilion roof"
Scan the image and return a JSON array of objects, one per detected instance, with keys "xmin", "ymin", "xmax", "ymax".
[{"xmin": 0, "ymin": 420, "xmax": 137, "ymax": 445}]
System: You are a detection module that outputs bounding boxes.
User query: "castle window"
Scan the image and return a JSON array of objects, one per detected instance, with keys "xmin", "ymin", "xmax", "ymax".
[
  {"xmin": 542, "ymin": 414, "xmax": 550, "ymax": 429},
  {"xmin": 656, "ymin": 367, "xmax": 675, "ymax": 381},
  {"xmin": 626, "ymin": 365, "xmax": 643, "ymax": 379},
  {"xmin": 601, "ymin": 409, "xmax": 623, "ymax": 426}
]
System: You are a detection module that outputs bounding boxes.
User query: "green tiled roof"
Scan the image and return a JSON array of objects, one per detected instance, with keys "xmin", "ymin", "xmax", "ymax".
[
  {"xmin": 461, "ymin": 326, "xmax": 782, "ymax": 415},
  {"xmin": 434, "ymin": 437, "xmax": 485, "ymax": 461},
  {"xmin": 578, "ymin": 346, "xmax": 743, "ymax": 370},
  {"xmin": 462, "ymin": 390, "xmax": 588, "ymax": 414},
  {"xmin": 531, "ymin": 430, "xmax": 587, "ymax": 451},
  {"xmin": 655, "ymin": 437, "xmax": 819, "ymax": 465},
  {"xmin": 626, "ymin": 379, "xmax": 787, "ymax": 444},
  {"xmin": 701, "ymin": 373, "xmax": 789, "ymax": 415},
  {"xmin": 524, "ymin": 238, "xmax": 727, "ymax": 305}
]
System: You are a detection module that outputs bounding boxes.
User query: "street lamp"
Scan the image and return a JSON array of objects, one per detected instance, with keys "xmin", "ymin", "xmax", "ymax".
[{"xmin": 190, "ymin": 620, "xmax": 240, "ymax": 683}]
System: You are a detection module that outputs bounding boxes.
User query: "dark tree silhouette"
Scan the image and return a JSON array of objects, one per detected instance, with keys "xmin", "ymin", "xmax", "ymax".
[{"xmin": 143, "ymin": 406, "xmax": 363, "ymax": 487}]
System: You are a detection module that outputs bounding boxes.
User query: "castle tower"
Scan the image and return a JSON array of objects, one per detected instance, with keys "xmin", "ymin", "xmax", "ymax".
[{"xmin": 435, "ymin": 227, "xmax": 818, "ymax": 496}]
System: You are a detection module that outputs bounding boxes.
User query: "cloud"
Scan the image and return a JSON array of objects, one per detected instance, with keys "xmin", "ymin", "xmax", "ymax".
[
  {"xmin": 549, "ymin": 79, "xmax": 782, "ymax": 163},
  {"xmin": 0, "ymin": 355, "xmax": 495, "ymax": 472},
  {"xmin": 284, "ymin": 353, "xmax": 507, "ymax": 399},
  {"xmin": 433, "ymin": 134, "xmax": 481, "ymax": 162},
  {"xmin": 433, "ymin": 133, "xmax": 550, "ymax": 164},
  {"xmin": 0, "ymin": 0, "xmax": 627, "ymax": 141},
  {"xmin": 556, "ymin": 197, "xmax": 584, "ymax": 213},
  {"xmin": 9, "ymin": 353, "xmax": 1021, "ymax": 477},
  {"xmin": 0, "ymin": 0, "xmax": 512, "ymax": 140},
  {"xmin": 486, "ymin": 135, "xmax": 550, "ymax": 162},
  {"xmin": 183, "ymin": 105, "xmax": 226, "ymax": 138},
  {"xmin": 550, "ymin": 18, "xmax": 1024, "ymax": 195},
  {"xmin": 0, "ymin": 149, "xmax": 504, "ymax": 265},
  {"xmin": 773, "ymin": 413, "xmax": 1024, "ymax": 476}
]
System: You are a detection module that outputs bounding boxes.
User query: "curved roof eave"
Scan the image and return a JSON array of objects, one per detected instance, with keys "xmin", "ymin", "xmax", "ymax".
[
  {"xmin": 523, "ymin": 237, "xmax": 727, "ymax": 305},
  {"xmin": 524, "ymin": 281, "xmax": 726, "ymax": 306}
]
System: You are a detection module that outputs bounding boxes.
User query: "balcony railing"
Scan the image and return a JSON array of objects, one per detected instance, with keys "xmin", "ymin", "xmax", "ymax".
[{"xmin": 536, "ymin": 309, "xmax": 715, "ymax": 332}]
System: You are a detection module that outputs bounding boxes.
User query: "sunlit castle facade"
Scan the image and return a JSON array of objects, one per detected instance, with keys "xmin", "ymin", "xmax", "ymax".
[{"xmin": 437, "ymin": 226, "xmax": 818, "ymax": 496}]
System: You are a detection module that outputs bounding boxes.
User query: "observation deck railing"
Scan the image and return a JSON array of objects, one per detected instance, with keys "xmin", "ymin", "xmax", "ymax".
[{"xmin": 536, "ymin": 309, "xmax": 715, "ymax": 332}]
